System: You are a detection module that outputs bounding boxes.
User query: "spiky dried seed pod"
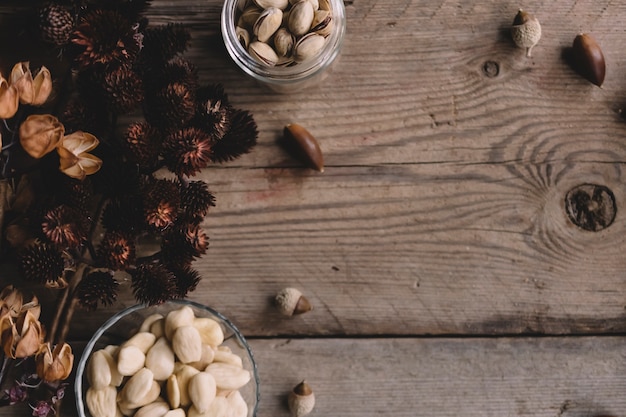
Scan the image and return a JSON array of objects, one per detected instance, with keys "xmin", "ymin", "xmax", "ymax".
[
  {"xmin": 39, "ymin": 3, "xmax": 74, "ymax": 46},
  {"xmin": 101, "ymin": 65, "xmax": 144, "ymax": 113},
  {"xmin": 131, "ymin": 264, "xmax": 178, "ymax": 305},
  {"xmin": 19, "ymin": 242, "xmax": 65, "ymax": 284},
  {"xmin": 194, "ymin": 84, "xmax": 233, "ymax": 140},
  {"xmin": 41, "ymin": 205, "xmax": 87, "ymax": 250},
  {"xmin": 510, "ymin": 9, "xmax": 541, "ymax": 57},
  {"xmin": 75, "ymin": 270, "xmax": 119, "ymax": 311},
  {"xmin": 210, "ymin": 109, "xmax": 258, "ymax": 163},
  {"xmin": 145, "ymin": 81, "xmax": 197, "ymax": 129},
  {"xmin": 168, "ymin": 265, "xmax": 202, "ymax": 298},
  {"xmin": 123, "ymin": 121, "xmax": 162, "ymax": 168},
  {"xmin": 162, "ymin": 127, "xmax": 214, "ymax": 177},
  {"xmin": 288, "ymin": 381, "xmax": 315, "ymax": 417},
  {"xmin": 160, "ymin": 224, "xmax": 209, "ymax": 265},
  {"xmin": 141, "ymin": 178, "xmax": 181, "ymax": 231},
  {"xmin": 275, "ymin": 287, "xmax": 312, "ymax": 316},
  {"xmin": 141, "ymin": 23, "xmax": 191, "ymax": 64},
  {"xmin": 180, "ymin": 180, "xmax": 216, "ymax": 224},
  {"xmin": 97, "ymin": 231, "xmax": 136, "ymax": 270}
]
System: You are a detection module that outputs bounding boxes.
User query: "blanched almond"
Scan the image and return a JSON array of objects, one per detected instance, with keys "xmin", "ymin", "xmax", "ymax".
[
  {"xmin": 116, "ymin": 345, "xmax": 146, "ymax": 376},
  {"xmin": 123, "ymin": 380, "xmax": 160, "ymax": 409},
  {"xmin": 139, "ymin": 313, "xmax": 164, "ymax": 332},
  {"xmin": 193, "ymin": 317, "xmax": 224, "ymax": 347},
  {"xmin": 133, "ymin": 400, "xmax": 169, "ymax": 417},
  {"xmin": 166, "ymin": 374, "xmax": 181, "ymax": 409},
  {"xmin": 100, "ymin": 349, "xmax": 124, "ymax": 387},
  {"xmin": 225, "ymin": 390, "xmax": 248, "ymax": 417},
  {"xmin": 188, "ymin": 396, "xmax": 229, "ymax": 417},
  {"xmin": 86, "ymin": 386, "xmax": 117, "ymax": 417},
  {"xmin": 175, "ymin": 364, "xmax": 200, "ymax": 407},
  {"xmin": 189, "ymin": 344, "xmax": 216, "ymax": 370},
  {"xmin": 146, "ymin": 337, "xmax": 175, "ymax": 380},
  {"xmin": 213, "ymin": 349, "xmax": 243, "ymax": 368},
  {"xmin": 172, "ymin": 325, "xmax": 203, "ymax": 363},
  {"xmin": 205, "ymin": 363, "xmax": 251, "ymax": 391},
  {"xmin": 188, "ymin": 371, "xmax": 217, "ymax": 412},
  {"xmin": 121, "ymin": 367, "xmax": 154, "ymax": 403},
  {"xmin": 164, "ymin": 409, "xmax": 186, "ymax": 417},
  {"xmin": 87, "ymin": 350, "xmax": 112, "ymax": 389},
  {"xmin": 150, "ymin": 317, "xmax": 165, "ymax": 338},
  {"xmin": 165, "ymin": 305, "xmax": 195, "ymax": 340},
  {"xmin": 122, "ymin": 332, "xmax": 156, "ymax": 354}
]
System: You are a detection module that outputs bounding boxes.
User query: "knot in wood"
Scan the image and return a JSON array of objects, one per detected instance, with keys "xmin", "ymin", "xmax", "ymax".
[
  {"xmin": 482, "ymin": 61, "xmax": 500, "ymax": 78},
  {"xmin": 565, "ymin": 184, "xmax": 616, "ymax": 232}
]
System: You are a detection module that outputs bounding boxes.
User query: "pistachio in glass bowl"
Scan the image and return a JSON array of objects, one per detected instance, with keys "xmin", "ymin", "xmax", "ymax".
[{"xmin": 75, "ymin": 300, "xmax": 259, "ymax": 417}]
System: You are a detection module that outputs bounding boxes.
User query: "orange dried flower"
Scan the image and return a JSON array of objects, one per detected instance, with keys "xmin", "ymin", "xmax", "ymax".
[
  {"xmin": 57, "ymin": 131, "xmax": 103, "ymax": 180},
  {"xmin": 36, "ymin": 342, "xmax": 74, "ymax": 381},
  {"xmin": 0, "ymin": 310, "xmax": 45, "ymax": 359},
  {"xmin": 9, "ymin": 62, "xmax": 52, "ymax": 106},
  {"xmin": 0, "ymin": 74, "xmax": 19, "ymax": 119},
  {"xmin": 19, "ymin": 114, "xmax": 64, "ymax": 159}
]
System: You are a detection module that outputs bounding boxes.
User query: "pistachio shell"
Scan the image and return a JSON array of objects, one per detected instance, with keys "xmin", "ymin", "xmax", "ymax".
[
  {"xmin": 273, "ymin": 27, "xmax": 295, "ymax": 57},
  {"xmin": 288, "ymin": 0, "xmax": 315, "ymax": 36},
  {"xmin": 239, "ymin": 5, "xmax": 263, "ymax": 28},
  {"xmin": 248, "ymin": 41, "xmax": 279, "ymax": 66},
  {"xmin": 236, "ymin": 26, "xmax": 250, "ymax": 49},
  {"xmin": 294, "ymin": 33, "xmax": 326, "ymax": 62},
  {"xmin": 254, "ymin": 0, "xmax": 289, "ymax": 10},
  {"xmin": 254, "ymin": 7, "xmax": 283, "ymax": 43},
  {"xmin": 311, "ymin": 9, "xmax": 333, "ymax": 37}
]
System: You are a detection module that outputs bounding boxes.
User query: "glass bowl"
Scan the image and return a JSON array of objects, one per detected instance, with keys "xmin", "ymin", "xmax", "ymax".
[
  {"xmin": 75, "ymin": 300, "xmax": 259, "ymax": 417},
  {"xmin": 221, "ymin": 0, "xmax": 346, "ymax": 93}
]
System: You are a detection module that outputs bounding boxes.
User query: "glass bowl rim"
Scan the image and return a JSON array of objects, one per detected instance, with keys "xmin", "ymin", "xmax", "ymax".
[{"xmin": 74, "ymin": 299, "xmax": 260, "ymax": 417}]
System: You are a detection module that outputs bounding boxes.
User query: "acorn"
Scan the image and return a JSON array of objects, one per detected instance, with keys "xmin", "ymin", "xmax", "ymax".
[
  {"xmin": 288, "ymin": 381, "xmax": 315, "ymax": 417},
  {"xmin": 571, "ymin": 33, "xmax": 606, "ymax": 87},
  {"xmin": 283, "ymin": 123, "xmax": 324, "ymax": 172},
  {"xmin": 274, "ymin": 287, "xmax": 312, "ymax": 316},
  {"xmin": 511, "ymin": 9, "xmax": 541, "ymax": 57}
]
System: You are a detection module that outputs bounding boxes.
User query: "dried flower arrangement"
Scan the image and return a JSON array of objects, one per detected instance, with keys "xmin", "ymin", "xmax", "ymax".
[{"xmin": 0, "ymin": 0, "xmax": 258, "ymax": 414}]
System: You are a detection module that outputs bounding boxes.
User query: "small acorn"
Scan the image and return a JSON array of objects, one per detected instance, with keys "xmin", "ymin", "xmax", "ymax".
[
  {"xmin": 275, "ymin": 287, "xmax": 312, "ymax": 316},
  {"xmin": 511, "ymin": 9, "xmax": 541, "ymax": 57},
  {"xmin": 288, "ymin": 380, "xmax": 315, "ymax": 417},
  {"xmin": 571, "ymin": 33, "xmax": 606, "ymax": 87},
  {"xmin": 283, "ymin": 123, "xmax": 324, "ymax": 172}
]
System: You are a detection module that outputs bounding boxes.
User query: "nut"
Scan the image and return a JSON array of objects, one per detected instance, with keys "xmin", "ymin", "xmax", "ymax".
[
  {"xmin": 122, "ymin": 331, "xmax": 156, "ymax": 354},
  {"xmin": 172, "ymin": 325, "xmax": 203, "ymax": 363},
  {"xmin": 139, "ymin": 313, "xmax": 164, "ymax": 333},
  {"xmin": 86, "ymin": 386, "xmax": 118, "ymax": 417},
  {"xmin": 122, "ymin": 380, "xmax": 161, "ymax": 409},
  {"xmin": 188, "ymin": 371, "xmax": 217, "ymax": 412},
  {"xmin": 188, "ymin": 396, "xmax": 229, "ymax": 417},
  {"xmin": 239, "ymin": 5, "xmax": 263, "ymax": 27},
  {"xmin": 249, "ymin": 41, "xmax": 280, "ymax": 66},
  {"xmin": 87, "ymin": 350, "xmax": 112, "ymax": 390},
  {"xmin": 193, "ymin": 317, "xmax": 225, "ymax": 347},
  {"xmin": 288, "ymin": 0, "xmax": 315, "ymax": 36},
  {"xmin": 311, "ymin": 9, "xmax": 333, "ymax": 36},
  {"xmin": 254, "ymin": 7, "xmax": 283, "ymax": 43},
  {"xmin": 133, "ymin": 400, "xmax": 169, "ymax": 417},
  {"xmin": 189, "ymin": 344, "xmax": 216, "ymax": 370},
  {"xmin": 273, "ymin": 28, "xmax": 295, "ymax": 57},
  {"xmin": 275, "ymin": 287, "xmax": 313, "ymax": 316},
  {"xmin": 165, "ymin": 305, "xmax": 195, "ymax": 340},
  {"xmin": 225, "ymin": 390, "xmax": 248, "ymax": 417},
  {"xmin": 145, "ymin": 337, "xmax": 176, "ymax": 380},
  {"xmin": 510, "ymin": 9, "xmax": 541, "ymax": 57},
  {"xmin": 283, "ymin": 124, "xmax": 324, "ymax": 172},
  {"xmin": 121, "ymin": 367, "xmax": 154, "ymax": 403},
  {"xmin": 166, "ymin": 374, "xmax": 181, "ymax": 408},
  {"xmin": 253, "ymin": 0, "xmax": 289, "ymax": 10},
  {"xmin": 205, "ymin": 362, "xmax": 251, "ymax": 391},
  {"xmin": 116, "ymin": 345, "xmax": 146, "ymax": 376},
  {"xmin": 164, "ymin": 410, "xmax": 186, "ymax": 417},
  {"xmin": 175, "ymin": 364, "xmax": 200, "ymax": 407},
  {"xmin": 288, "ymin": 381, "xmax": 315, "ymax": 417},
  {"xmin": 236, "ymin": 26, "xmax": 251, "ymax": 49},
  {"xmin": 294, "ymin": 32, "xmax": 325, "ymax": 62},
  {"xmin": 572, "ymin": 33, "xmax": 606, "ymax": 87},
  {"xmin": 213, "ymin": 349, "xmax": 243, "ymax": 368}
]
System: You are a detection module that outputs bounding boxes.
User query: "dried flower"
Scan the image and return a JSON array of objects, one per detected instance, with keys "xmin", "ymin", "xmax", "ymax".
[
  {"xmin": 19, "ymin": 114, "xmax": 65, "ymax": 159},
  {"xmin": 36, "ymin": 342, "xmax": 74, "ymax": 381},
  {"xmin": 162, "ymin": 127, "xmax": 213, "ymax": 177},
  {"xmin": 141, "ymin": 23, "xmax": 191, "ymax": 64},
  {"xmin": 0, "ymin": 286, "xmax": 24, "ymax": 318},
  {"xmin": 180, "ymin": 180, "xmax": 215, "ymax": 223},
  {"xmin": 131, "ymin": 263, "xmax": 178, "ymax": 305},
  {"xmin": 168, "ymin": 264, "xmax": 201, "ymax": 298},
  {"xmin": 75, "ymin": 270, "xmax": 119, "ymax": 311},
  {"xmin": 0, "ymin": 74, "xmax": 19, "ymax": 119},
  {"xmin": 211, "ymin": 109, "xmax": 258, "ymax": 163},
  {"xmin": 161, "ymin": 223, "xmax": 209, "ymax": 265},
  {"xmin": 30, "ymin": 400, "xmax": 54, "ymax": 417},
  {"xmin": 0, "ymin": 310, "xmax": 45, "ymax": 359},
  {"xmin": 56, "ymin": 131, "xmax": 103, "ymax": 180},
  {"xmin": 42, "ymin": 205, "xmax": 87, "ymax": 250},
  {"xmin": 101, "ymin": 195, "xmax": 144, "ymax": 235},
  {"xmin": 97, "ymin": 231, "xmax": 136, "ymax": 270},
  {"xmin": 146, "ymin": 81, "xmax": 197, "ymax": 129},
  {"xmin": 100, "ymin": 65, "xmax": 144, "ymax": 113},
  {"xmin": 18, "ymin": 242, "xmax": 65, "ymax": 284},
  {"xmin": 194, "ymin": 84, "xmax": 232, "ymax": 140},
  {"xmin": 141, "ymin": 178, "xmax": 181, "ymax": 231},
  {"xmin": 5, "ymin": 382, "xmax": 28, "ymax": 405},
  {"xmin": 39, "ymin": 3, "xmax": 75, "ymax": 46},
  {"xmin": 9, "ymin": 62, "xmax": 53, "ymax": 106},
  {"xmin": 123, "ymin": 121, "xmax": 161, "ymax": 168}
]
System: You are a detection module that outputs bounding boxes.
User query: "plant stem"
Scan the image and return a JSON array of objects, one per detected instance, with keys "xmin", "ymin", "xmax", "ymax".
[{"xmin": 47, "ymin": 263, "xmax": 87, "ymax": 345}]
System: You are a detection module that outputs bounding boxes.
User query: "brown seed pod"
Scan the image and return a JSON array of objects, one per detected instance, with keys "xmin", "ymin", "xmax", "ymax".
[
  {"xmin": 288, "ymin": 381, "xmax": 315, "ymax": 417},
  {"xmin": 572, "ymin": 33, "xmax": 606, "ymax": 87},
  {"xmin": 283, "ymin": 123, "xmax": 324, "ymax": 172},
  {"xmin": 510, "ymin": 9, "xmax": 541, "ymax": 57}
]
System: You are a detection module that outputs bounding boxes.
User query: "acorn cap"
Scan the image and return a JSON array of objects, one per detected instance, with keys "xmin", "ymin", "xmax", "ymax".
[
  {"xmin": 512, "ymin": 9, "xmax": 530, "ymax": 26},
  {"xmin": 288, "ymin": 381, "xmax": 315, "ymax": 417},
  {"xmin": 275, "ymin": 287, "xmax": 312, "ymax": 316}
]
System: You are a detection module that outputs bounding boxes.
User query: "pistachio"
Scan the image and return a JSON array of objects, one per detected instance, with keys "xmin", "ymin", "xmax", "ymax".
[
  {"xmin": 273, "ymin": 28, "xmax": 295, "ymax": 57},
  {"xmin": 116, "ymin": 345, "xmax": 146, "ymax": 376},
  {"xmin": 294, "ymin": 32, "xmax": 325, "ymax": 62},
  {"xmin": 188, "ymin": 371, "xmax": 217, "ymax": 412},
  {"xmin": 254, "ymin": 7, "xmax": 283, "ymax": 43},
  {"xmin": 164, "ymin": 305, "xmax": 195, "ymax": 340},
  {"xmin": 510, "ymin": 9, "xmax": 541, "ymax": 57},
  {"xmin": 239, "ymin": 5, "xmax": 263, "ymax": 28},
  {"xmin": 86, "ymin": 386, "xmax": 118, "ymax": 417},
  {"xmin": 236, "ymin": 26, "xmax": 251, "ymax": 49},
  {"xmin": 249, "ymin": 41, "xmax": 280, "ymax": 66},
  {"xmin": 282, "ymin": 124, "xmax": 324, "ymax": 173},
  {"xmin": 172, "ymin": 325, "xmax": 203, "ymax": 363},
  {"xmin": 318, "ymin": 0, "xmax": 331, "ymax": 11},
  {"xmin": 288, "ymin": 381, "xmax": 315, "ymax": 417},
  {"xmin": 253, "ymin": 0, "xmax": 289, "ymax": 10},
  {"xmin": 87, "ymin": 350, "xmax": 112, "ymax": 390},
  {"xmin": 572, "ymin": 33, "xmax": 606, "ymax": 87},
  {"xmin": 205, "ymin": 362, "xmax": 251, "ymax": 391},
  {"xmin": 145, "ymin": 337, "xmax": 176, "ymax": 380},
  {"xmin": 311, "ymin": 9, "xmax": 333, "ymax": 37},
  {"xmin": 193, "ymin": 317, "xmax": 225, "ymax": 347},
  {"xmin": 288, "ymin": 0, "xmax": 315, "ymax": 36},
  {"xmin": 166, "ymin": 374, "xmax": 181, "ymax": 408}
]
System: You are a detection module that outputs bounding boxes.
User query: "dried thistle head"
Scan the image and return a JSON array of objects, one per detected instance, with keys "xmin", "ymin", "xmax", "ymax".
[
  {"xmin": 141, "ymin": 178, "xmax": 181, "ymax": 231},
  {"xmin": 97, "ymin": 231, "xmax": 136, "ymax": 270},
  {"xmin": 75, "ymin": 270, "xmax": 119, "ymax": 311},
  {"xmin": 100, "ymin": 64, "xmax": 144, "ymax": 113},
  {"xmin": 160, "ymin": 223, "xmax": 209, "ymax": 265},
  {"xmin": 193, "ymin": 84, "xmax": 232, "ymax": 140},
  {"xmin": 18, "ymin": 242, "xmax": 65, "ymax": 284},
  {"xmin": 210, "ymin": 109, "xmax": 258, "ymax": 163},
  {"xmin": 71, "ymin": 9, "xmax": 140, "ymax": 69},
  {"xmin": 131, "ymin": 263, "xmax": 178, "ymax": 305},
  {"xmin": 122, "ymin": 121, "xmax": 162, "ymax": 169},
  {"xmin": 145, "ymin": 81, "xmax": 196, "ymax": 129},
  {"xmin": 41, "ymin": 204, "xmax": 87, "ymax": 250},
  {"xmin": 141, "ymin": 23, "xmax": 191, "ymax": 64},
  {"xmin": 180, "ymin": 180, "xmax": 215, "ymax": 224},
  {"xmin": 168, "ymin": 265, "xmax": 201, "ymax": 298},
  {"xmin": 39, "ymin": 3, "xmax": 75, "ymax": 46},
  {"xmin": 162, "ymin": 127, "xmax": 213, "ymax": 177},
  {"xmin": 101, "ymin": 195, "xmax": 145, "ymax": 235}
]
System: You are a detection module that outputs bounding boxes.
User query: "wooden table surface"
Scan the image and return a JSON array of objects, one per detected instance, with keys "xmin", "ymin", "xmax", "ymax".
[{"xmin": 2, "ymin": 0, "xmax": 626, "ymax": 416}]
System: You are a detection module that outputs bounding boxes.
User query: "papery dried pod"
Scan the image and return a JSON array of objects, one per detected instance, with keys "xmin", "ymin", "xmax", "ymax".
[
  {"xmin": 283, "ymin": 124, "xmax": 324, "ymax": 172},
  {"xmin": 248, "ymin": 41, "xmax": 280, "ymax": 66},
  {"xmin": 273, "ymin": 27, "xmax": 295, "ymax": 57},
  {"xmin": 288, "ymin": 0, "xmax": 315, "ymax": 36},
  {"xmin": 253, "ymin": 0, "xmax": 289, "ymax": 10},
  {"xmin": 572, "ymin": 33, "xmax": 606, "ymax": 87},
  {"xmin": 311, "ymin": 9, "xmax": 333, "ymax": 37},
  {"xmin": 254, "ymin": 7, "xmax": 283, "ymax": 43},
  {"xmin": 510, "ymin": 9, "xmax": 541, "ymax": 57},
  {"xmin": 294, "ymin": 33, "xmax": 326, "ymax": 62},
  {"xmin": 288, "ymin": 381, "xmax": 315, "ymax": 417}
]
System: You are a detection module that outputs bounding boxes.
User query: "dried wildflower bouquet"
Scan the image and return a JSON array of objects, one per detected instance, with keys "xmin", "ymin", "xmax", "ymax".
[{"xmin": 0, "ymin": 0, "xmax": 258, "ymax": 413}]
